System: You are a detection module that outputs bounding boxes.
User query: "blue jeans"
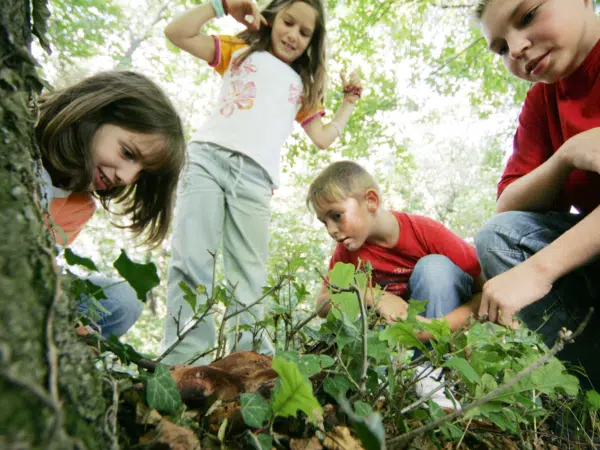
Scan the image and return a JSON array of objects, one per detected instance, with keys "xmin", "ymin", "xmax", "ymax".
[
  {"xmin": 475, "ymin": 211, "xmax": 600, "ymax": 389},
  {"xmin": 77, "ymin": 275, "xmax": 143, "ymax": 338},
  {"xmin": 409, "ymin": 254, "xmax": 474, "ymax": 319}
]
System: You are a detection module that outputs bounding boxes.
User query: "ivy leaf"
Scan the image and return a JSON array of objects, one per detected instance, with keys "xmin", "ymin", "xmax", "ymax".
[
  {"xmin": 240, "ymin": 393, "xmax": 270, "ymax": 428},
  {"xmin": 113, "ymin": 249, "xmax": 159, "ymax": 302},
  {"xmin": 64, "ymin": 248, "xmax": 98, "ymax": 272},
  {"xmin": 324, "ymin": 375, "xmax": 353, "ymax": 399},
  {"xmin": 247, "ymin": 433, "xmax": 273, "ymax": 450},
  {"xmin": 270, "ymin": 357, "xmax": 322, "ymax": 423},
  {"xmin": 145, "ymin": 364, "xmax": 183, "ymax": 414},
  {"xmin": 444, "ymin": 357, "xmax": 481, "ymax": 385},
  {"xmin": 328, "ymin": 262, "xmax": 355, "ymax": 289},
  {"xmin": 587, "ymin": 390, "xmax": 600, "ymax": 410},
  {"xmin": 354, "ymin": 401, "xmax": 373, "ymax": 418}
]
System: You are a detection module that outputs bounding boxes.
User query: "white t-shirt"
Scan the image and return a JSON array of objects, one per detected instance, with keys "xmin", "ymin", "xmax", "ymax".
[{"xmin": 191, "ymin": 35, "xmax": 324, "ymax": 187}]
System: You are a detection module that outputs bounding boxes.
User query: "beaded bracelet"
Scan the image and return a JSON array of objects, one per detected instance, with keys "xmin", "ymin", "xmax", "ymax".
[
  {"xmin": 210, "ymin": 0, "xmax": 226, "ymax": 18},
  {"xmin": 343, "ymin": 87, "xmax": 363, "ymax": 98},
  {"xmin": 222, "ymin": 0, "xmax": 229, "ymax": 15}
]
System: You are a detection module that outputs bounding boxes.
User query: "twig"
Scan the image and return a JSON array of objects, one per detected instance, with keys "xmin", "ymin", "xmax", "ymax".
[
  {"xmin": 386, "ymin": 308, "xmax": 594, "ymax": 448},
  {"xmin": 222, "ymin": 279, "xmax": 285, "ymax": 322},
  {"xmin": 185, "ymin": 346, "xmax": 218, "ymax": 366},
  {"xmin": 356, "ymin": 285, "xmax": 369, "ymax": 394},
  {"xmin": 291, "ymin": 299, "xmax": 331, "ymax": 334},
  {"xmin": 336, "ymin": 350, "xmax": 362, "ymax": 393}
]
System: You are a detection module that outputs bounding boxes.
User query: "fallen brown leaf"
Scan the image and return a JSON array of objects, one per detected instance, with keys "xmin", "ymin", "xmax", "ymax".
[
  {"xmin": 290, "ymin": 436, "xmax": 324, "ymax": 450},
  {"xmin": 323, "ymin": 426, "xmax": 363, "ymax": 450},
  {"xmin": 139, "ymin": 419, "xmax": 201, "ymax": 450}
]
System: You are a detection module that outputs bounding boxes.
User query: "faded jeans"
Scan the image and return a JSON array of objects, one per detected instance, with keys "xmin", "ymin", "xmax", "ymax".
[
  {"xmin": 77, "ymin": 275, "xmax": 143, "ymax": 338},
  {"xmin": 409, "ymin": 254, "xmax": 475, "ymax": 319},
  {"xmin": 161, "ymin": 142, "xmax": 275, "ymax": 365},
  {"xmin": 475, "ymin": 211, "xmax": 600, "ymax": 389}
]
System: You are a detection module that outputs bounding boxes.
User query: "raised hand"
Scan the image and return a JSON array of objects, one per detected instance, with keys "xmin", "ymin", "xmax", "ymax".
[
  {"xmin": 226, "ymin": 0, "xmax": 268, "ymax": 31},
  {"xmin": 341, "ymin": 71, "xmax": 363, "ymax": 104}
]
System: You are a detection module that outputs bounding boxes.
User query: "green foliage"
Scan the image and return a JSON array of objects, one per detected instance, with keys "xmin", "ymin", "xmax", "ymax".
[
  {"xmin": 270, "ymin": 357, "xmax": 323, "ymax": 424},
  {"xmin": 64, "ymin": 248, "xmax": 98, "ymax": 272},
  {"xmin": 144, "ymin": 364, "xmax": 183, "ymax": 414},
  {"xmin": 247, "ymin": 433, "xmax": 273, "ymax": 450},
  {"xmin": 240, "ymin": 393, "xmax": 271, "ymax": 428},
  {"xmin": 338, "ymin": 396, "xmax": 387, "ymax": 450},
  {"xmin": 113, "ymin": 249, "xmax": 159, "ymax": 302}
]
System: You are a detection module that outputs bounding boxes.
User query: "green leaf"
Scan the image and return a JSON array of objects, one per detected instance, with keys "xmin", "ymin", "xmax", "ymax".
[
  {"xmin": 444, "ymin": 357, "xmax": 481, "ymax": 385},
  {"xmin": 406, "ymin": 299, "xmax": 427, "ymax": 322},
  {"xmin": 178, "ymin": 281, "xmax": 197, "ymax": 313},
  {"xmin": 379, "ymin": 322, "xmax": 430, "ymax": 357},
  {"xmin": 64, "ymin": 248, "xmax": 98, "ymax": 271},
  {"xmin": 328, "ymin": 262, "xmax": 355, "ymax": 289},
  {"xmin": 240, "ymin": 393, "xmax": 270, "ymax": 428},
  {"xmin": 331, "ymin": 291, "xmax": 360, "ymax": 321},
  {"xmin": 113, "ymin": 249, "xmax": 159, "ymax": 302},
  {"xmin": 270, "ymin": 357, "xmax": 322, "ymax": 423},
  {"xmin": 353, "ymin": 401, "xmax": 373, "ymax": 418},
  {"xmin": 338, "ymin": 396, "xmax": 386, "ymax": 450},
  {"xmin": 145, "ymin": 364, "xmax": 183, "ymax": 414},
  {"xmin": 324, "ymin": 375, "xmax": 353, "ymax": 399},
  {"xmin": 247, "ymin": 433, "xmax": 273, "ymax": 450},
  {"xmin": 586, "ymin": 390, "xmax": 600, "ymax": 410}
]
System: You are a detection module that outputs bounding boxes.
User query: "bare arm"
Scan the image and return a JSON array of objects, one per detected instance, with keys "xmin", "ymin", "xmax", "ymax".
[
  {"xmin": 164, "ymin": 1, "xmax": 265, "ymax": 63},
  {"xmin": 303, "ymin": 72, "xmax": 362, "ymax": 150},
  {"xmin": 496, "ymin": 149, "xmax": 572, "ymax": 213}
]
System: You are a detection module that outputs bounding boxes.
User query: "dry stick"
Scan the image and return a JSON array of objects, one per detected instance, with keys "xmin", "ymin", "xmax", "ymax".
[
  {"xmin": 102, "ymin": 376, "xmax": 119, "ymax": 450},
  {"xmin": 386, "ymin": 308, "xmax": 594, "ymax": 449},
  {"xmin": 155, "ymin": 306, "xmax": 216, "ymax": 364}
]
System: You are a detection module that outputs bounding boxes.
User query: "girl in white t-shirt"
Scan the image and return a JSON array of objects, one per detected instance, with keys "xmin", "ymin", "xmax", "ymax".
[{"xmin": 161, "ymin": 0, "xmax": 362, "ymax": 363}]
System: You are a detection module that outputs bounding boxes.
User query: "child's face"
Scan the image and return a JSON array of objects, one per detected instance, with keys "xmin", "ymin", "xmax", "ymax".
[
  {"xmin": 481, "ymin": 0, "xmax": 595, "ymax": 83},
  {"xmin": 269, "ymin": 1, "xmax": 317, "ymax": 65},
  {"xmin": 88, "ymin": 124, "xmax": 160, "ymax": 191},
  {"xmin": 316, "ymin": 196, "xmax": 373, "ymax": 252}
]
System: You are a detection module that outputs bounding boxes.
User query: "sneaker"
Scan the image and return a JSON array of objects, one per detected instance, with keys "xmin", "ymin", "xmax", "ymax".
[{"xmin": 414, "ymin": 364, "xmax": 461, "ymax": 410}]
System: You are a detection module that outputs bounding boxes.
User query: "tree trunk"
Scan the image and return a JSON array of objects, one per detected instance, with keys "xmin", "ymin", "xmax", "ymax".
[{"xmin": 0, "ymin": 1, "xmax": 111, "ymax": 449}]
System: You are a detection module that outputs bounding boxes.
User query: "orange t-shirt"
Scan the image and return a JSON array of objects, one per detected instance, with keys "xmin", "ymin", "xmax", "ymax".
[{"xmin": 48, "ymin": 193, "xmax": 96, "ymax": 246}]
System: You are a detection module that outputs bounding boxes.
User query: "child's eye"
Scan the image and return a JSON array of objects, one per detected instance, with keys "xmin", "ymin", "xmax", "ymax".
[
  {"xmin": 301, "ymin": 31, "xmax": 311, "ymax": 38},
  {"xmin": 333, "ymin": 213, "xmax": 342, "ymax": 221},
  {"xmin": 122, "ymin": 146, "xmax": 136, "ymax": 160},
  {"xmin": 284, "ymin": 20, "xmax": 293, "ymax": 26},
  {"xmin": 520, "ymin": 7, "xmax": 538, "ymax": 26}
]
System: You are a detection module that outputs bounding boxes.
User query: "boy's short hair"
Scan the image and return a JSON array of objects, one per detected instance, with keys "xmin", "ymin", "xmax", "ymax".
[{"xmin": 306, "ymin": 160, "xmax": 380, "ymax": 213}]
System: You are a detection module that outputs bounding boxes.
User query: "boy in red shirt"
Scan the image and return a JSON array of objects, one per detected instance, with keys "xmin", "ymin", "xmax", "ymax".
[
  {"xmin": 474, "ymin": 0, "xmax": 600, "ymax": 388},
  {"xmin": 307, "ymin": 161, "xmax": 484, "ymax": 329}
]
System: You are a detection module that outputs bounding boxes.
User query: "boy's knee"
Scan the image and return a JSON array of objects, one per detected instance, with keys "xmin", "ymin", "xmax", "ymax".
[
  {"xmin": 413, "ymin": 255, "xmax": 460, "ymax": 283},
  {"xmin": 475, "ymin": 211, "xmax": 526, "ymax": 272}
]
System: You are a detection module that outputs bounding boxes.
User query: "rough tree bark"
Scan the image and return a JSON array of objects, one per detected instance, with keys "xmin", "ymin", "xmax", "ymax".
[{"xmin": 0, "ymin": 1, "xmax": 112, "ymax": 449}]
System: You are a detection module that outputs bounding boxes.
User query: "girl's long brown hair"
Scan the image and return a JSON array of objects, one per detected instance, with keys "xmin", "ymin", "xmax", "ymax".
[
  {"xmin": 36, "ymin": 70, "xmax": 186, "ymax": 247},
  {"xmin": 236, "ymin": 0, "xmax": 328, "ymax": 112}
]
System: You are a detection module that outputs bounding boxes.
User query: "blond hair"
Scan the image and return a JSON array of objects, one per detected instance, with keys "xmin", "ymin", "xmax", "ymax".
[{"xmin": 306, "ymin": 161, "xmax": 380, "ymax": 213}]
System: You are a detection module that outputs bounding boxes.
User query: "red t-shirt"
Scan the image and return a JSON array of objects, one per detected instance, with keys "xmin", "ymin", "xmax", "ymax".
[
  {"xmin": 499, "ymin": 39, "xmax": 600, "ymax": 215},
  {"xmin": 327, "ymin": 211, "xmax": 481, "ymax": 298}
]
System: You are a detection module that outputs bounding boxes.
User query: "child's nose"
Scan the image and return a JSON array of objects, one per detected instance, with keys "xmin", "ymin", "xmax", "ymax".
[
  {"xmin": 507, "ymin": 33, "xmax": 529, "ymax": 59},
  {"xmin": 116, "ymin": 161, "xmax": 143, "ymax": 186}
]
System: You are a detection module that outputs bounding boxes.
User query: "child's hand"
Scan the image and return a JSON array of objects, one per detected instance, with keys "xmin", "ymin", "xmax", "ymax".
[
  {"xmin": 374, "ymin": 292, "xmax": 408, "ymax": 324},
  {"xmin": 561, "ymin": 127, "xmax": 600, "ymax": 174},
  {"xmin": 341, "ymin": 71, "xmax": 363, "ymax": 104},
  {"xmin": 227, "ymin": 0, "xmax": 267, "ymax": 31},
  {"xmin": 478, "ymin": 262, "xmax": 551, "ymax": 328}
]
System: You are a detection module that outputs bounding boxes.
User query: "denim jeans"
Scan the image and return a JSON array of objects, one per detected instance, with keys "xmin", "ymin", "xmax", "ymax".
[
  {"xmin": 77, "ymin": 275, "xmax": 143, "ymax": 338},
  {"xmin": 161, "ymin": 142, "xmax": 275, "ymax": 365},
  {"xmin": 476, "ymin": 211, "xmax": 600, "ymax": 389},
  {"xmin": 409, "ymin": 254, "xmax": 475, "ymax": 319}
]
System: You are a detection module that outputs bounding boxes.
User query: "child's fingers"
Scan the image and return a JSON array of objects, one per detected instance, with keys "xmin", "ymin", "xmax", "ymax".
[
  {"xmin": 259, "ymin": 13, "xmax": 268, "ymax": 27},
  {"xmin": 340, "ymin": 72, "xmax": 348, "ymax": 86}
]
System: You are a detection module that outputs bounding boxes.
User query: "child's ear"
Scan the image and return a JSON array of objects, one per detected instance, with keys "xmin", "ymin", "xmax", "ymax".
[{"xmin": 364, "ymin": 189, "xmax": 380, "ymax": 213}]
